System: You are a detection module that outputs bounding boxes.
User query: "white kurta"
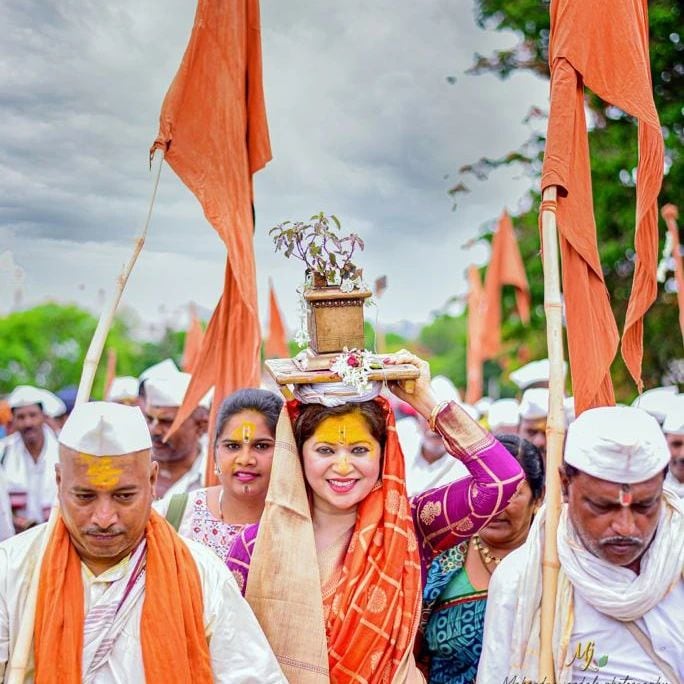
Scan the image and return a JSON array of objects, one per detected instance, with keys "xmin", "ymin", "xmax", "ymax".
[
  {"xmin": 1, "ymin": 427, "xmax": 59, "ymax": 524},
  {"xmin": 0, "ymin": 523, "xmax": 286, "ymax": 683},
  {"xmin": 478, "ymin": 543, "xmax": 684, "ymax": 683},
  {"xmin": 157, "ymin": 444, "xmax": 207, "ymax": 503},
  {"xmin": 665, "ymin": 469, "xmax": 684, "ymax": 499},
  {"xmin": 0, "ymin": 472, "xmax": 13, "ymax": 542},
  {"xmin": 396, "ymin": 417, "xmax": 467, "ymax": 496}
]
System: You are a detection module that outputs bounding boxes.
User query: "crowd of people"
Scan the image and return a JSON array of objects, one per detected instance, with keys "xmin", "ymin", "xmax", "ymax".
[{"xmin": 0, "ymin": 354, "xmax": 681, "ymax": 682}]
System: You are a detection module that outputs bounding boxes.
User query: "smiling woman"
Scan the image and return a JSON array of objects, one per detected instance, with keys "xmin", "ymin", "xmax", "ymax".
[{"xmin": 155, "ymin": 388, "xmax": 283, "ymax": 564}]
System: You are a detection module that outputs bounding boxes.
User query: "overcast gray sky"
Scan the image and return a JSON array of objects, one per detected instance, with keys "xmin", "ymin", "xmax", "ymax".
[{"xmin": 0, "ymin": 0, "xmax": 547, "ymax": 338}]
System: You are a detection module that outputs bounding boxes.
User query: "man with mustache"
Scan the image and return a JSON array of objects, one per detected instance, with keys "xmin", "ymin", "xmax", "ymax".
[
  {"xmin": 477, "ymin": 406, "xmax": 683, "ymax": 683},
  {"xmin": 663, "ymin": 396, "xmax": 684, "ymax": 499},
  {"xmin": 1, "ymin": 386, "xmax": 60, "ymax": 532},
  {"xmin": 143, "ymin": 372, "xmax": 209, "ymax": 500},
  {"xmin": 0, "ymin": 401, "xmax": 284, "ymax": 682}
]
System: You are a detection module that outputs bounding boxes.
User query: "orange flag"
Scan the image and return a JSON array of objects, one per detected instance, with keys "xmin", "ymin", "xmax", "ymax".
[
  {"xmin": 150, "ymin": 0, "xmax": 271, "ymax": 484},
  {"xmin": 542, "ymin": 0, "xmax": 663, "ymax": 414},
  {"xmin": 465, "ymin": 265, "xmax": 485, "ymax": 404},
  {"xmin": 182, "ymin": 305, "xmax": 204, "ymax": 373},
  {"xmin": 661, "ymin": 205, "xmax": 684, "ymax": 343},
  {"xmin": 264, "ymin": 280, "xmax": 289, "ymax": 359},
  {"xmin": 480, "ymin": 210, "xmax": 531, "ymax": 359}
]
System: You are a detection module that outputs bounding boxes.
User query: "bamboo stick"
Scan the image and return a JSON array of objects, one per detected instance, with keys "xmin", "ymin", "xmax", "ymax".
[
  {"xmin": 77, "ymin": 151, "xmax": 165, "ymax": 404},
  {"xmin": 539, "ymin": 185, "xmax": 565, "ymax": 684},
  {"xmin": 7, "ymin": 151, "xmax": 165, "ymax": 683}
]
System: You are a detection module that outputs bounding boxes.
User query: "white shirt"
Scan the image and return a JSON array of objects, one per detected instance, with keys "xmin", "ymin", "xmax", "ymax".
[
  {"xmin": 665, "ymin": 470, "xmax": 684, "ymax": 499},
  {"xmin": 478, "ymin": 543, "xmax": 684, "ymax": 683},
  {"xmin": 1, "ymin": 427, "xmax": 59, "ymax": 523},
  {"xmin": 0, "ymin": 472, "xmax": 13, "ymax": 542},
  {"xmin": 157, "ymin": 444, "xmax": 207, "ymax": 504},
  {"xmin": 0, "ymin": 523, "xmax": 286, "ymax": 683},
  {"xmin": 396, "ymin": 417, "xmax": 467, "ymax": 497}
]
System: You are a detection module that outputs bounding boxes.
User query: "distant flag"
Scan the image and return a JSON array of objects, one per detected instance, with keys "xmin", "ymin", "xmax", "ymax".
[
  {"xmin": 182, "ymin": 304, "xmax": 204, "ymax": 373},
  {"xmin": 103, "ymin": 348, "xmax": 117, "ymax": 401},
  {"xmin": 264, "ymin": 280, "xmax": 289, "ymax": 358},
  {"xmin": 374, "ymin": 275, "xmax": 388, "ymax": 298},
  {"xmin": 480, "ymin": 210, "xmax": 530, "ymax": 360},
  {"xmin": 151, "ymin": 0, "xmax": 272, "ymax": 486},
  {"xmin": 542, "ymin": 0, "xmax": 663, "ymax": 413},
  {"xmin": 661, "ymin": 205, "xmax": 684, "ymax": 344},
  {"xmin": 465, "ymin": 265, "xmax": 485, "ymax": 404}
]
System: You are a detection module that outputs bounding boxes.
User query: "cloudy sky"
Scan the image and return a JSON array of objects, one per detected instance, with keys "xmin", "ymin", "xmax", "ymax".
[{"xmin": 1, "ymin": 0, "xmax": 548, "ymax": 338}]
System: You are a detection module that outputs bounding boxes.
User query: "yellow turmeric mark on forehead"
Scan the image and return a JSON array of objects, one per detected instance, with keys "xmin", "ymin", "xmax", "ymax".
[
  {"xmin": 313, "ymin": 413, "xmax": 373, "ymax": 446},
  {"xmin": 229, "ymin": 421, "xmax": 256, "ymax": 443},
  {"xmin": 78, "ymin": 454, "xmax": 124, "ymax": 488}
]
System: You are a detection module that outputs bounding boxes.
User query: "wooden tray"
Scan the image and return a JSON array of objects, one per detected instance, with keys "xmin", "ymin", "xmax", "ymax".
[{"xmin": 264, "ymin": 356, "xmax": 420, "ymax": 388}]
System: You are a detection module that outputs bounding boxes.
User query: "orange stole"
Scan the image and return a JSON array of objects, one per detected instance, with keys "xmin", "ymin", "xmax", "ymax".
[
  {"xmin": 34, "ymin": 511, "xmax": 212, "ymax": 683},
  {"xmin": 309, "ymin": 398, "xmax": 422, "ymax": 682}
]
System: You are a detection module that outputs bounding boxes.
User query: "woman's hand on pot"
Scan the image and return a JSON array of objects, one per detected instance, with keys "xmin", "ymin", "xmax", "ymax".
[{"xmin": 385, "ymin": 350, "xmax": 437, "ymax": 420}]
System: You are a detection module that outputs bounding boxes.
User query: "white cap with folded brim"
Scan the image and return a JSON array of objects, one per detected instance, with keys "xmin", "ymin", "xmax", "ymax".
[
  {"xmin": 36, "ymin": 389, "xmax": 67, "ymax": 418},
  {"xmin": 59, "ymin": 401, "xmax": 152, "ymax": 456},
  {"xmin": 488, "ymin": 398, "xmax": 520, "ymax": 430},
  {"xmin": 519, "ymin": 388, "xmax": 550, "ymax": 421},
  {"xmin": 8, "ymin": 385, "xmax": 45, "ymax": 410},
  {"xmin": 631, "ymin": 386, "xmax": 678, "ymax": 425},
  {"xmin": 106, "ymin": 376, "xmax": 140, "ymax": 402},
  {"xmin": 663, "ymin": 395, "xmax": 684, "ymax": 436},
  {"xmin": 565, "ymin": 406, "xmax": 670, "ymax": 484},
  {"xmin": 138, "ymin": 358, "xmax": 179, "ymax": 384},
  {"xmin": 510, "ymin": 359, "xmax": 567, "ymax": 390},
  {"xmin": 145, "ymin": 372, "xmax": 212, "ymax": 410}
]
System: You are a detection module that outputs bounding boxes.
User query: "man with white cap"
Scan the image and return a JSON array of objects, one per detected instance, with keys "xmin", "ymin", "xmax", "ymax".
[
  {"xmin": 1, "ymin": 386, "xmax": 60, "ymax": 532},
  {"xmin": 487, "ymin": 398, "xmax": 520, "ymax": 434},
  {"xmin": 0, "ymin": 401, "xmax": 285, "ymax": 682},
  {"xmin": 663, "ymin": 395, "xmax": 684, "ymax": 498},
  {"xmin": 398, "ymin": 375, "xmax": 468, "ymax": 495},
  {"xmin": 143, "ymin": 372, "xmax": 208, "ymax": 499},
  {"xmin": 477, "ymin": 406, "xmax": 683, "ymax": 683},
  {"xmin": 509, "ymin": 358, "xmax": 567, "ymax": 391},
  {"xmin": 105, "ymin": 376, "xmax": 140, "ymax": 406},
  {"xmin": 518, "ymin": 387, "xmax": 550, "ymax": 458}
]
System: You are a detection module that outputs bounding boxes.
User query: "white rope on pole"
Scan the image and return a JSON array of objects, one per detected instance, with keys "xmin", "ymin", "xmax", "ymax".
[{"xmin": 7, "ymin": 150, "xmax": 165, "ymax": 683}]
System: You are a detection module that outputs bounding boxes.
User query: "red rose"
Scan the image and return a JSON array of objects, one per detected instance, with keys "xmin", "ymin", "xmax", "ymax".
[{"xmin": 347, "ymin": 355, "xmax": 360, "ymax": 367}]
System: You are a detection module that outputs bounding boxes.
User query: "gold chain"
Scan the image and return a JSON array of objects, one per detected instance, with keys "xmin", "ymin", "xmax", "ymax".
[{"xmin": 472, "ymin": 534, "xmax": 501, "ymax": 572}]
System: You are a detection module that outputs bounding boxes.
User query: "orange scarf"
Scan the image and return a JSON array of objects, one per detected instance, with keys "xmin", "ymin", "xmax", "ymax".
[
  {"xmin": 34, "ymin": 510, "xmax": 212, "ymax": 683},
  {"xmin": 294, "ymin": 398, "xmax": 422, "ymax": 682}
]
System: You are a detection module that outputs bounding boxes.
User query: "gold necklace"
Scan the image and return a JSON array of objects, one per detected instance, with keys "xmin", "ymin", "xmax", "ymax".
[
  {"xmin": 217, "ymin": 489, "xmax": 225, "ymax": 522},
  {"xmin": 472, "ymin": 535, "xmax": 502, "ymax": 572}
]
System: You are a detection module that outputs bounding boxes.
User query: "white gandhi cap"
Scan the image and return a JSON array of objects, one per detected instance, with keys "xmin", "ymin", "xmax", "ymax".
[
  {"xmin": 662, "ymin": 395, "xmax": 684, "ymax": 436},
  {"xmin": 565, "ymin": 406, "xmax": 669, "ymax": 484},
  {"xmin": 488, "ymin": 398, "xmax": 520, "ymax": 430},
  {"xmin": 145, "ymin": 372, "xmax": 211, "ymax": 410},
  {"xmin": 8, "ymin": 385, "xmax": 45, "ymax": 410},
  {"xmin": 106, "ymin": 376, "xmax": 140, "ymax": 402},
  {"xmin": 59, "ymin": 401, "xmax": 151, "ymax": 456},
  {"xmin": 509, "ymin": 359, "xmax": 567, "ymax": 390},
  {"xmin": 519, "ymin": 388, "xmax": 550, "ymax": 421}
]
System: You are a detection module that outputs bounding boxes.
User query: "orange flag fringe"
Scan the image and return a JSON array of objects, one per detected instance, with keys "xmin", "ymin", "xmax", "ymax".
[
  {"xmin": 481, "ymin": 210, "xmax": 531, "ymax": 360},
  {"xmin": 264, "ymin": 280, "xmax": 289, "ymax": 359},
  {"xmin": 542, "ymin": 0, "xmax": 664, "ymax": 415},
  {"xmin": 151, "ymin": 0, "xmax": 271, "ymax": 483},
  {"xmin": 182, "ymin": 305, "xmax": 204, "ymax": 373},
  {"xmin": 465, "ymin": 265, "xmax": 485, "ymax": 404},
  {"xmin": 661, "ymin": 205, "xmax": 684, "ymax": 343}
]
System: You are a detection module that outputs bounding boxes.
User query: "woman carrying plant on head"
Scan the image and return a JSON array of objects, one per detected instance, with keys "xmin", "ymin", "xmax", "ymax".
[
  {"xmin": 226, "ymin": 351, "xmax": 525, "ymax": 683},
  {"xmin": 418, "ymin": 434, "xmax": 545, "ymax": 684},
  {"xmin": 156, "ymin": 388, "xmax": 283, "ymax": 563}
]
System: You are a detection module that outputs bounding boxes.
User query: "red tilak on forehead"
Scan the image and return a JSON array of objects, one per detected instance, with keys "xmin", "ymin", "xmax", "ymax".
[{"xmin": 619, "ymin": 484, "xmax": 633, "ymax": 506}]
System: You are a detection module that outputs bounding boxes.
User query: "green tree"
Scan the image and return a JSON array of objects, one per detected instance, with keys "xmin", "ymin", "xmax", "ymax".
[
  {"xmin": 0, "ymin": 303, "xmax": 141, "ymax": 397},
  {"xmin": 452, "ymin": 0, "xmax": 683, "ymax": 400}
]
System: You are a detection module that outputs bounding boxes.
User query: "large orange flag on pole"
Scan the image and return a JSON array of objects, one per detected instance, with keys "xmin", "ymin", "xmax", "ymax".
[
  {"xmin": 480, "ymin": 210, "xmax": 530, "ymax": 359},
  {"xmin": 182, "ymin": 304, "xmax": 204, "ymax": 373},
  {"xmin": 151, "ymin": 0, "xmax": 271, "ymax": 480},
  {"xmin": 542, "ymin": 0, "xmax": 663, "ymax": 415},
  {"xmin": 264, "ymin": 279, "xmax": 289, "ymax": 359},
  {"xmin": 465, "ymin": 265, "xmax": 485, "ymax": 404}
]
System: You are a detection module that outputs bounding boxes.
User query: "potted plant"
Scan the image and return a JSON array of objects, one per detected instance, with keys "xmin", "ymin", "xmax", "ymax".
[{"xmin": 269, "ymin": 212, "xmax": 372, "ymax": 354}]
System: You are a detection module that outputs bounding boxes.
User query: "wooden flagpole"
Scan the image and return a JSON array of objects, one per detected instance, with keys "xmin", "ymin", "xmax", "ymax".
[
  {"xmin": 539, "ymin": 185, "xmax": 565, "ymax": 683},
  {"xmin": 7, "ymin": 150, "xmax": 165, "ymax": 683},
  {"xmin": 661, "ymin": 204, "xmax": 684, "ymax": 343}
]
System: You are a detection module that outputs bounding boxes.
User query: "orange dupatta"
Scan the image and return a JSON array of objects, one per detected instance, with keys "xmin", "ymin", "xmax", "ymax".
[
  {"xmin": 310, "ymin": 398, "xmax": 422, "ymax": 682},
  {"xmin": 34, "ymin": 511, "xmax": 212, "ymax": 683}
]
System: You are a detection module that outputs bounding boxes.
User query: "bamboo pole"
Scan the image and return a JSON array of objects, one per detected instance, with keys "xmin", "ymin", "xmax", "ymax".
[
  {"xmin": 539, "ymin": 185, "xmax": 565, "ymax": 684},
  {"xmin": 7, "ymin": 151, "xmax": 165, "ymax": 683},
  {"xmin": 661, "ymin": 204, "xmax": 684, "ymax": 343}
]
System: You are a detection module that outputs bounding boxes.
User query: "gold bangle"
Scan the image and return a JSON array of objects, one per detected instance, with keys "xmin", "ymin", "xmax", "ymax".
[{"xmin": 428, "ymin": 401, "xmax": 449, "ymax": 432}]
